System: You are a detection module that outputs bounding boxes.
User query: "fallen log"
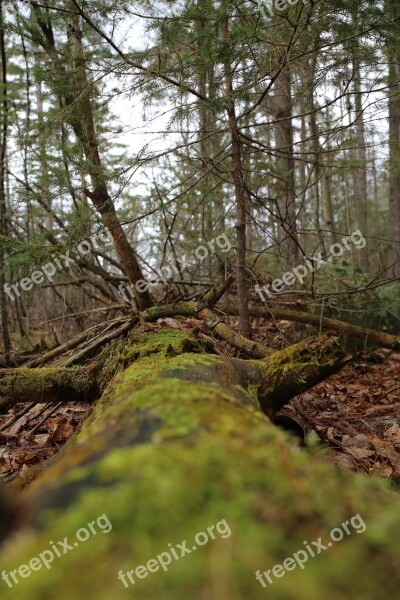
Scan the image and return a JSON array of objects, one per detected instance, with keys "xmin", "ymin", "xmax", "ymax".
[
  {"xmin": 24, "ymin": 327, "xmax": 100, "ymax": 369},
  {"xmin": 0, "ymin": 328, "xmax": 398, "ymax": 600},
  {"xmin": 0, "ymin": 367, "xmax": 96, "ymax": 412},
  {"xmin": 197, "ymin": 307, "xmax": 273, "ymax": 357},
  {"xmin": 0, "ymin": 328, "xmax": 346, "ymax": 418},
  {"xmin": 142, "ymin": 279, "xmax": 274, "ymax": 358},
  {"xmin": 228, "ymin": 306, "xmax": 400, "ymax": 350},
  {"xmin": 59, "ymin": 318, "xmax": 136, "ymax": 367}
]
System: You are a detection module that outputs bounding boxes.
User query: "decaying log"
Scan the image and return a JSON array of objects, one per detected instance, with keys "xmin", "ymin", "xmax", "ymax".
[
  {"xmin": 197, "ymin": 307, "xmax": 273, "ymax": 357},
  {"xmin": 0, "ymin": 367, "xmax": 96, "ymax": 412},
  {"xmin": 237, "ymin": 306, "xmax": 400, "ymax": 350},
  {"xmin": 0, "ymin": 328, "xmax": 398, "ymax": 600},
  {"xmin": 0, "ymin": 328, "xmax": 348, "ymax": 418},
  {"xmin": 258, "ymin": 335, "xmax": 350, "ymax": 417},
  {"xmin": 24, "ymin": 328, "xmax": 99, "ymax": 369}
]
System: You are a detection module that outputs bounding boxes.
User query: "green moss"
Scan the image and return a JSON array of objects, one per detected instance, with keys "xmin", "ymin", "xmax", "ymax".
[
  {"xmin": 143, "ymin": 302, "xmax": 199, "ymax": 321},
  {"xmin": 0, "ymin": 367, "xmax": 92, "ymax": 401},
  {"xmin": 90, "ymin": 329, "xmax": 206, "ymax": 393},
  {"xmin": 1, "ymin": 331, "xmax": 399, "ymax": 600},
  {"xmin": 2, "ymin": 366, "xmax": 399, "ymax": 600},
  {"xmin": 247, "ymin": 383, "xmax": 261, "ymax": 409},
  {"xmin": 261, "ymin": 337, "xmax": 343, "ymax": 394}
]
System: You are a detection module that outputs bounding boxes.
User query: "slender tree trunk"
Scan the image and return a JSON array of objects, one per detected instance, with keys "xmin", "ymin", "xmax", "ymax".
[
  {"xmin": 66, "ymin": 21, "xmax": 153, "ymax": 310},
  {"xmin": 309, "ymin": 102, "xmax": 326, "ymax": 255},
  {"xmin": 387, "ymin": 39, "xmax": 400, "ymax": 278},
  {"xmin": 353, "ymin": 59, "xmax": 369, "ymax": 272},
  {"xmin": 323, "ymin": 167, "xmax": 335, "ymax": 240},
  {"xmin": 298, "ymin": 112, "xmax": 308, "ymax": 252},
  {"xmin": 196, "ymin": 17, "xmax": 213, "ymax": 275},
  {"xmin": 274, "ymin": 63, "xmax": 298, "ymax": 264},
  {"xmin": 221, "ymin": 15, "xmax": 251, "ymax": 337},
  {"xmin": 0, "ymin": 3, "xmax": 12, "ymax": 365}
]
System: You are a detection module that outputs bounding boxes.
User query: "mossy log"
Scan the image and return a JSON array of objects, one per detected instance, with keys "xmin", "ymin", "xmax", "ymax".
[
  {"xmin": 0, "ymin": 330, "xmax": 346, "ymax": 419},
  {"xmin": 0, "ymin": 367, "xmax": 96, "ymax": 412},
  {"xmin": 0, "ymin": 329, "xmax": 398, "ymax": 600},
  {"xmin": 144, "ymin": 301, "xmax": 400, "ymax": 351},
  {"xmin": 240, "ymin": 306, "xmax": 400, "ymax": 350}
]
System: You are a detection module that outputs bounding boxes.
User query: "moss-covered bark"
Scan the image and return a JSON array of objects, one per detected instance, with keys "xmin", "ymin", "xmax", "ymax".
[
  {"xmin": 0, "ymin": 329, "xmax": 346, "ymax": 417},
  {"xmin": 0, "ymin": 367, "xmax": 95, "ymax": 411},
  {"xmin": 0, "ymin": 329, "xmax": 398, "ymax": 600}
]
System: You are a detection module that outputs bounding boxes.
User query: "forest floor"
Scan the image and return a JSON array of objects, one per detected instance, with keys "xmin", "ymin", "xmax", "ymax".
[{"xmin": 0, "ymin": 316, "xmax": 399, "ymax": 483}]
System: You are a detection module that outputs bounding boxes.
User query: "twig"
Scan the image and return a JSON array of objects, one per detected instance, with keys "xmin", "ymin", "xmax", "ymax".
[
  {"xmin": 197, "ymin": 307, "xmax": 273, "ymax": 358},
  {"xmin": 27, "ymin": 402, "xmax": 63, "ymax": 437},
  {"xmin": 60, "ymin": 318, "xmax": 137, "ymax": 367},
  {"xmin": 0, "ymin": 402, "xmax": 36, "ymax": 433},
  {"xmin": 374, "ymin": 386, "xmax": 400, "ymax": 404}
]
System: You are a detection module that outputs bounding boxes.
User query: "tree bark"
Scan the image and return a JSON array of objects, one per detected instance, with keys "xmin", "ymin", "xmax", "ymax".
[
  {"xmin": 0, "ymin": 2, "xmax": 12, "ymax": 366},
  {"xmin": 386, "ymin": 0, "xmax": 400, "ymax": 278},
  {"xmin": 274, "ymin": 62, "xmax": 299, "ymax": 263},
  {"xmin": 221, "ymin": 13, "xmax": 251, "ymax": 338}
]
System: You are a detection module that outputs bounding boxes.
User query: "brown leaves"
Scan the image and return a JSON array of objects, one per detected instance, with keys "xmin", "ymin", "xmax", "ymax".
[
  {"xmin": 0, "ymin": 402, "xmax": 90, "ymax": 480},
  {"xmin": 290, "ymin": 352, "xmax": 400, "ymax": 477}
]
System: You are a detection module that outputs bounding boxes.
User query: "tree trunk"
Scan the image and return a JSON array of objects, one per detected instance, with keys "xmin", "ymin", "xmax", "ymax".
[
  {"xmin": 32, "ymin": 10, "xmax": 154, "ymax": 310},
  {"xmin": 274, "ymin": 62, "xmax": 299, "ymax": 263},
  {"xmin": 221, "ymin": 15, "xmax": 251, "ymax": 338},
  {"xmin": 0, "ymin": 329, "xmax": 398, "ymax": 600},
  {"xmin": 308, "ymin": 86, "xmax": 326, "ymax": 255},
  {"xmin": 352, "ymin": 59, "xmax": 369, "ymax": 272},
  {"xmin": 387, "ymin": 60, "xmax": 400, "ymax": 278},
  {"xmin": 0, "ymin": 3, "xmax": 12, "ymax": 366},
  {"xmin": 385, "ymin": 0, "xmax": 400, "ymax": 278},
  {"xmin": 66, "ymin": 20, "xmax": 154, "ymax": 310}
]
